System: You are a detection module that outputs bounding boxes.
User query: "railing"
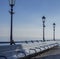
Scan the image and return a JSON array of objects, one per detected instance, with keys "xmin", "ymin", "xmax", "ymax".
[{"xmin": 0, "ymin": 40, "xmax": 59, "ymax": 44}]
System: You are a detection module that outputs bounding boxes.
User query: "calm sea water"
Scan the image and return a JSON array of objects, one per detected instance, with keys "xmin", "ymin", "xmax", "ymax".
[
  {"xmin": 0, "ymin": 37, "xmax": 59, "ymax": 46},
  {"xmin": 0, "ymin": 37, "xmax": 54, "ymax": 41}
]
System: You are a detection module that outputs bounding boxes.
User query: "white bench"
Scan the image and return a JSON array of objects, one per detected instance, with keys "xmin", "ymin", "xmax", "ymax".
[{"xmin": 0, "ymin": 41, "xmax": 58, "ymax": 59}]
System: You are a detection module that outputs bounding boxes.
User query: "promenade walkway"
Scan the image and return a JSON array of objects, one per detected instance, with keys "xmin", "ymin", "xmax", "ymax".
[
  {"xmin": 32, "ymin": 46, "xmax": 60, "ymax": 59},
  {"xmin": 0, "ymin": 41, "xmax": 59, "ymax": 59}
]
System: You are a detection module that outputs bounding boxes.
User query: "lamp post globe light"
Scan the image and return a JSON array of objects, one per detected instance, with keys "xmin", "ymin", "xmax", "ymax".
[
  {"xmin": 42, "ymin": 16, "xmax": 46, "ymax": 42},
  {"xmin": 9, "ymin": 0, "xmax": 16, "ymax": 45},
  {"xmin": 53, "ymin": 23, "xmax": 56, "ymax": 41},
  {"xmin": 9, "ymin": 0, "xmax": 15, "ymax": 6}
]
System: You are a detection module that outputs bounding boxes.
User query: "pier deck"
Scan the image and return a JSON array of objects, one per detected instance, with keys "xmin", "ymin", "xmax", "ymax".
[{"xmin": 31, "ymin": 46, "xmax": 60, "ymax": 59}]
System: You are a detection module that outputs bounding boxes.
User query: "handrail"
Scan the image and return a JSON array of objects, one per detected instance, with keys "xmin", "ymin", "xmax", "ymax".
[
  {"xmin": 0, "ymin": 41, "xmax": 59, "ymax": 44},
  {"xmin": 0, "ymin": 41, "xmax": 24, "ymax": 44}
]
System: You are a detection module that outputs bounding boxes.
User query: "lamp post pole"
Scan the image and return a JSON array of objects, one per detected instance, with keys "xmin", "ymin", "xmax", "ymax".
[
  {"xmin": 42, "ymin": 16, "xmax": 46, "ymax": 42},
  {"xmin": 53, "ymin": 23, "xmax": 56, "ymax": 41},
  {"xmin": 9, "ymin": 0, "xmax": 15, "ymax": 45}
]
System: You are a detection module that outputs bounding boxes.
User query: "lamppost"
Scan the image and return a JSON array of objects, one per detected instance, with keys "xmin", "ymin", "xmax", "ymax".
[
  {"xmin": 53, "ymin": 23, "xmax": 56, "ymax": 41},
  {"xmin": 9, "ymin": 0, "xmax": 16, "ymax": 45},
  {"xmin": 42, "ymin": 16, "xmax": 46, "ymax": 42}
]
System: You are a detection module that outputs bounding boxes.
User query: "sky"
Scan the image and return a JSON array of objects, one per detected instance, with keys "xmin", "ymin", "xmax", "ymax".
[{"xmin": 0, "ymin": 0, "xmax": 60, "ymax": 41}]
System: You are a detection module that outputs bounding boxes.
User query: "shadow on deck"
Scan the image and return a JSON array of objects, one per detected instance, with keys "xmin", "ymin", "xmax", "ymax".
[
  {"xmin": 38, "ymin": 54, "xmax": 60, "ymax": 59},
  {"xmin": 32, "ymin": 46, "xmax": 60, "ymax": 59}
]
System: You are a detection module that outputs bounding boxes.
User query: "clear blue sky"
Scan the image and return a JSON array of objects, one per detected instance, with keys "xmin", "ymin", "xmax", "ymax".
[{"xmin": 0, "ymin": 0, "xmax": 60, "ymax": 41}]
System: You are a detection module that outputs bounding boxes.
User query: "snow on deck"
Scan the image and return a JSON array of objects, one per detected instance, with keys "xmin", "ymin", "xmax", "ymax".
[{"xmin": 0, "ymin": 41, "xmax": 59, "ymax": 59}]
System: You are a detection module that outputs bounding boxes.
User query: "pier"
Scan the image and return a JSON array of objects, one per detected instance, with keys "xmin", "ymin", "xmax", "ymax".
[
  {"xmin": 31, "ymin": 46, "xmax": 60, "ymax": 59},
  {"xmin": 1, "ymin": 0, "xmax": 60, "ymax": 59},
  {"xmin": 0, "ymin": 40, "xmax": 59, "ymax": 59}
]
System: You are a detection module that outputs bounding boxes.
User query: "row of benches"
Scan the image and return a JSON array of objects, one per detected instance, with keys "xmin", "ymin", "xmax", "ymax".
[{"xmin": 0, "ymin": 41, "xmax": 58, "ymax": 59}]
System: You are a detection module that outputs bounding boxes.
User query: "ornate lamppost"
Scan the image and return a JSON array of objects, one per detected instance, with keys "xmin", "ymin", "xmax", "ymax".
[
  {"xmin": 42, "ymin": 16, "xmax": 46, "ymax": 42},
  {"xmin": 9, "ymin": 0, "xmax": 16, "ymax": 45},
  {"xmin": 53, "ymin": 23, "xmax": 56, "ymax": 41}
]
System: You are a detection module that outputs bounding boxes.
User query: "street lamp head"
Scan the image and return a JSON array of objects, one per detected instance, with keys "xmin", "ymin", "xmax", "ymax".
[
  {"xmin": 53, "ymin": 23, "xmax": 56, "ymax": 26},
  {"xmin": 42, "ymin": 16, "xmax": 46, "ymax": 22},
  {"xmin": 9, "ymin": 0, "xmax": 15, "ymax": 6}
]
